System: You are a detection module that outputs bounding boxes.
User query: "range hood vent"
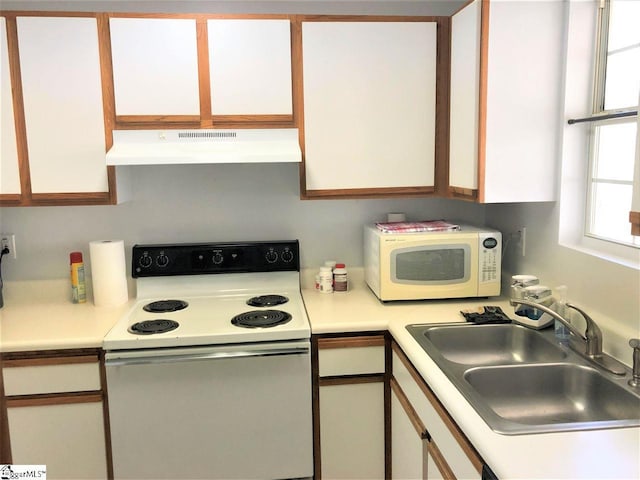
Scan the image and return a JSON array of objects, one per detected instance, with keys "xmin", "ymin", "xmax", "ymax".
[{"xmin": 106, "ymin": 128, "xmax": 301, "ymax": 165}]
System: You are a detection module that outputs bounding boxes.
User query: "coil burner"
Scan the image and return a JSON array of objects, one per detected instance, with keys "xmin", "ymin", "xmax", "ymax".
[
  {"xmin": 129, "ymin": 319, "xmax": 180, "ymax": 335},
  {"xmin": 246, "ymin": 295, "xmax": 289, "ymax": 307},
  {"xmin": 231, "ymin": 310, "xmax": 292, "ymax": 328},
  {"xmin": 143, "ymin": 299, "xmax": 189, "ymax": 313}
]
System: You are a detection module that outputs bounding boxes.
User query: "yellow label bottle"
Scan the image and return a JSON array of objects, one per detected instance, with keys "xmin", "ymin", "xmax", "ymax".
[{"xmin": 70, "ymin": 251, "xmax": 86, "ymax": 304}]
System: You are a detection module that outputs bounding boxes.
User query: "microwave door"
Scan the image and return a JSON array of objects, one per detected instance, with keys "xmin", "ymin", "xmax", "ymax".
[
  {"xmin": 395, "ymin": 247, "xmax": 470, "ymax": 284},
  {"xmin": 386, "ymin": 242, "xmax": 479, "ymax": 300}
]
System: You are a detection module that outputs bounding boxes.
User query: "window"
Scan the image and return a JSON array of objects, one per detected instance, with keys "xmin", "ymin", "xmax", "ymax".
[{"xmin": 586, "ymin": 0, "xmax": 639, "ymax": 247}]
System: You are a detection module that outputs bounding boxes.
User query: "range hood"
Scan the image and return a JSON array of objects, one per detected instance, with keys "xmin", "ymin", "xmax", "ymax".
[{"xmin": 106, "ymin": 128, "xmax": 301, "ymax": 165}]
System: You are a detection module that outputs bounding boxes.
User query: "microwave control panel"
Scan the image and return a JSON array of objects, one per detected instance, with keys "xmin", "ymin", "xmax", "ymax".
[{"xmin": 478, "ymin": 232, "xmax": 501, "ymax": 284}]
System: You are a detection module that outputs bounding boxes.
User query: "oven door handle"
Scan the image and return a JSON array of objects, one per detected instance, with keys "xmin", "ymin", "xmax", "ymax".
[{"xmin": 105, "ymin": 343, "xmax": 310, "ymax": 367}]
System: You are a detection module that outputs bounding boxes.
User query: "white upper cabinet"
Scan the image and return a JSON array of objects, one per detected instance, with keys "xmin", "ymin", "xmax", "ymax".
[
  {"xmin": 301, "ymin": 21, "xmax": 437, "ymax": 195},
  {"xmin": 207, "ymin": 19, "xmax": 293, "ymax": 116},
  {"xmin": 109, "ymin": 17, "xmax": 293, "ymax": 120},
  {"xmin": 109, "ymin": 17, "xmax": 200, "ymax": 116},
  {"xmin": 449, "ymin": 0, "xmax": 564, "ymax": 203},
  {"xmin": 17, "ymin": 16, "xmax": 108, "ymax": 194},
  {"xmin": 0, "ymin": 16, "xmax": 20, "ymax": 196},
  {"xmin": 449, "ymin": 0, "xmax": 481, "ymax": 194}
]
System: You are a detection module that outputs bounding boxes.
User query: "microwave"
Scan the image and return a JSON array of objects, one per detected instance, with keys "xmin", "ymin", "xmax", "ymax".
[{"xmin": 364, "ymin": 224, "xmax": 501, "ymax": 301}]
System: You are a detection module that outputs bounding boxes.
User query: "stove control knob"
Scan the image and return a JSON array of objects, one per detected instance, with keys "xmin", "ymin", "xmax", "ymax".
[
  {"xmin": 139, "ymin": 254, "xmax": 153, "ymax": 269},
  {"xmin": 265, "ymin": 249, "xmax": 278, "ymax": 264},
  {"xmin": 281, "ymin": 249, "xmax": 294, "ymax": 263},
  {"xmin": 156, "ymin": 253, "xmax": 170, "ymax": 268},
  {"xmin": 212, "ymin": 251, "xmax": 224, "ymax": 265}
]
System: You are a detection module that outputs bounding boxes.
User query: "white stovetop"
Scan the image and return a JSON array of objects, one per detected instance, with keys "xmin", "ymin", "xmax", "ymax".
[{"xmin": 102, "ymin": 271, "xmax": 310, "ymax": 350}]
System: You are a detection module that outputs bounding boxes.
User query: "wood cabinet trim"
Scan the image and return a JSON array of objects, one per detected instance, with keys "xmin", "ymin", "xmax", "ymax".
[
  {"xmin": 1, "ymin": 348, "xmax": 101, "ymax": 363},
  {"xmin": 317, "ymin": 335, "xmax": 386, "ymax": 350},
  {"xmin": 630, "ymin": 211, "xmax": 640, "ymax": 236},
  {"xmin": 115, "ymin": 115, "xmax": 201, "ymax": 126},
  {"xmin": 302, "ymin": 186, "xmax": 437, "ymax": 200},
  {"xmin": 391, "ymin": 377, "xmax": 428, "ymax": 440},
  {"xmin": 3, "ymin": 15, "xmax": 32, "ymax": 203},
  {"xmin": 449, "ymin": 186, "xmax": 478, "ymax": 201},
  {"xmin": 96, "ymin": 14, "xmax": 118, "ymax": 205},
  {"xmin": 391, "ymin": 341, "xmax": 484, "ymax": 474},
  {"xmin": 0, "ymin": 358, "xmax": 11, "ymax": 464},
  {"xmin": 6, "ymin": 391, "xmax": 103, "ymax": 408},
  {"xmin": 433, "ymin": 16, "xmax": 451, "ymax": 198},
  {"xmin": 2, "ymin": 355, "xmax": 99, "ymax": 368},
  {"xmin": 196, "ymin": 18, "xmax": 212, "ymax": 126},
  {"xmin": 319, "ymin": 373, "xmax": 385, "ymax": 387},
  {"xmin": 476, "ymin": 0, "xmax": 490, "ymax": 204},
  {"xmin": 428, "ymin": 440, "xmax": 457, "ymax": 480},
  {"xmin": 297, "ymin": 15, "xmax": 444, "ymax": 23}
]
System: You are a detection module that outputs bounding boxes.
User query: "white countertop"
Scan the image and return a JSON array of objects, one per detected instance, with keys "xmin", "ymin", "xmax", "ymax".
[
  {"xmin": 0, "ymin": 279, "xmax": 134, "ymax": 352},
  {"xmin": 1, "ymin": 275, "xmax": 639, "ymax": 479}
]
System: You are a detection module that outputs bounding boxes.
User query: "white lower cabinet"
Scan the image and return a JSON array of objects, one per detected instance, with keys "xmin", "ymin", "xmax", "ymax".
[
  {"xmin": 392, "ymin": 341, "xmax": 484, "ymax": 480},
  {"xmin": 7, "ymin": 400, "xmax": 108, "ymax": 479},
  {"xmin": 320, "ymin": 382, "xmax": 386, "ymax": 479},
  {"xmin": 1, "ymin": 351, "xmax": 109, "ymax": 479},
  {"xmin": 391, "ymin": 386, "xmax": 426, "ymax": 479},
  {"xmin": 314, "ymin": 334, "xmax": 387, "ymax": 479},
  {"xmin": 314, "ymin": 335, "xmax": 487, "ymax": 480}
]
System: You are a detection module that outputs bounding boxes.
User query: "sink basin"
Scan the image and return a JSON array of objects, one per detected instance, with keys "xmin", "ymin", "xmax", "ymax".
[
  {"xmin": 406, "ymin": 323, "xmax": 640, "ymax": 434},
  {"xmin": 464, "ymin": 363, "xmax": 640, "ymax": 434},
  {"xmin": 418, "ymin": 323, "xmax": 566, "ymax": 365}
]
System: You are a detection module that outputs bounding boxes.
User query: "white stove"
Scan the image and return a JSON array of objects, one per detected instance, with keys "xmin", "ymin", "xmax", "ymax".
[{"xmin": 103, "ymin": 241, "xmax": 313, "ymax": 480}]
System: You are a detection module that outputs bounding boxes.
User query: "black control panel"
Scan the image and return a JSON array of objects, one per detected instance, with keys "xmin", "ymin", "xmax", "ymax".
[{"xmin": 132, "ymin": 240, "xmax": 300, "ymax": 278}]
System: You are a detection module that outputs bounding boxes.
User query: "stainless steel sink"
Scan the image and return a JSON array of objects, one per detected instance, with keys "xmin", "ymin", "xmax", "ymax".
[
  {"xmin": 421, "ymin": 323, "xmax": 567, "ymax": 365},
  {"xmin": 464, "ymin": 363, "xmax": 640, "ymax": 434},
  {"xmin": 406, "ymin": 323, "xmax": 640, "ymax": 435}
]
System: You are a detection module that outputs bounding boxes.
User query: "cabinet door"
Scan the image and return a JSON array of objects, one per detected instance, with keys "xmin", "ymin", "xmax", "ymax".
[
  {"xmin": 301, "ymin": 21, "xmax": 437, "ymax": 196},
  {"xmin": 448, "ymin": 0, "xmax": 563, "ymax": 203},
  {"xmin": 391, "ymin": 387, "xmax": 426, "ymax": 480},
  {"xmin": 8, "ymin": 400, "xmax": 108, "ymax": 479},
  {"xmin": 207, "ymin": 19, "xmax": 292, "ymax": 117},
  {"xmin": 109, "ymin": 17, "xmax": 200, "ymax": 117},
  {"xmin": 319, "ymin": 382, "xmax": 385, "ymax": 479},
  {"xmin": 449, "ymin": 0, "xmax": 481, "ymax": 196},
  {"xmin": 17, "ymin": 16, "xmax": 108, "ymax": 195},
  {"xmin": 0, "ymin": 16, "xmax": 21, "ymax": 198},
  {"xmin": 482, "ymin": 1, "xmax": 563, "ymax": 203},
  {"xmin": 392, "ymin": 345, "xmax": 483, "ymax": 480}
]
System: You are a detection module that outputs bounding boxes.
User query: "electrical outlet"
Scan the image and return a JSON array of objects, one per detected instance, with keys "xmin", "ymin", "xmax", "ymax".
[
  {"xmin": 1, "ymin": 233, "xmax": 17, "ymax": 259},
  {"xmin": 518, "ymin": 227, "xmax": 527, "ymax": 257}
]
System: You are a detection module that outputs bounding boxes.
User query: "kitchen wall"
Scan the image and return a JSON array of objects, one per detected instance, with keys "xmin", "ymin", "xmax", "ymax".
[
  {"xmin": 487, "ymin": 201, "xmax": 640, "ymax": 362},
  {"xmin": 0, "ymin": 163, "xmax": 487, "ymax": 281}
]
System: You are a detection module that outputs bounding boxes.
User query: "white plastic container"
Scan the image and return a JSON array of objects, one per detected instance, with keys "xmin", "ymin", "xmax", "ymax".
[{"xmin": 319, "ymin": 267, "xmax": 333, "ymax": 293}]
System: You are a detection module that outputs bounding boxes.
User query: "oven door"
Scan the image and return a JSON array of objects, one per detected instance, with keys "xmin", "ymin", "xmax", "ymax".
[{"xmin": 105, "ymin": 340, "xmax": 313, "ymax": 479}]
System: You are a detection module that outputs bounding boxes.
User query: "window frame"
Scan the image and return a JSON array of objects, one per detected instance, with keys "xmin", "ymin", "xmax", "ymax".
[{"xmin": 584, "ymin": 0, "xmax": 639, "ymax": 248}]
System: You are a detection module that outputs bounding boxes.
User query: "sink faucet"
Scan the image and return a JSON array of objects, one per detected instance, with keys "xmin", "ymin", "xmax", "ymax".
[
  {"xmin": 509, "ymin": 297, "xmax": 627, "ymax": 376},
  {"xmin": 629, "ymin": 339, "xmax": 640, "ymax": 387}
]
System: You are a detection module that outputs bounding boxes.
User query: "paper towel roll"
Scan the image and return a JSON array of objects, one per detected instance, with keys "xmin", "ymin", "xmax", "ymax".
[{"xmin": 89, "ymin": 240, "xmax": 128, "ymax": 307}]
